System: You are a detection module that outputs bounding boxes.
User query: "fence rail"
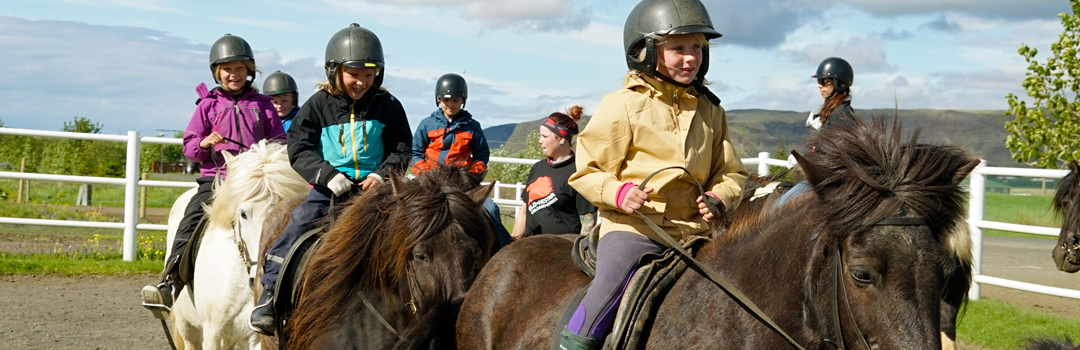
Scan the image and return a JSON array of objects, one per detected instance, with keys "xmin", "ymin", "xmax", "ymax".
[{"xmin": 2, "ymin": 127, "xmax": 1075, "ymax": 302}]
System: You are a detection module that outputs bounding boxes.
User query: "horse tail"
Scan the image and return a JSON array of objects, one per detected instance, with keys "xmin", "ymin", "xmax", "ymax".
[{"xmin": 1022, "ymin": 337, "xmax": 1077, "ymax": 350}]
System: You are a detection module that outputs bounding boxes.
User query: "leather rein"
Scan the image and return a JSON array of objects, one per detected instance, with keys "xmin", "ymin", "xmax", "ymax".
[{"xmin": 634, "ymin": 166, "xmax": 927, "ymax": 350}]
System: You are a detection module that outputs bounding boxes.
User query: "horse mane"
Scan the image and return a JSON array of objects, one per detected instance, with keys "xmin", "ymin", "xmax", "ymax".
[
  {"xmin": 287, "ymin": 165, "xmax": 494, "ymax": 350},
  {"xmin": 721, "ymin": 117, "xmax": 977, "ymax": 255},
  {"xmin": 1053, "ymin": 162, "xmax": 1078, "ymax": 217},
  {"xmin": 205, "ymin": 140, "xmax": 309, "ymax": 229},
  {"xmin": 806, "ymin": 116, "xmax": 977, "ymax": 245}
]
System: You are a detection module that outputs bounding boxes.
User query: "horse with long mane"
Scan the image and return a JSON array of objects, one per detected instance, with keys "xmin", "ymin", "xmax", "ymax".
[
  {"xmin": 165, "ymin": 140, "xmax": 309, "ymax": 350},
  {"xmin": 1053, "ymin": 160, "xmax": 1080, "ymax": 273},
  {"xmin": 458, "ymin": 118, "xmax": 979, "ymax": 349},
  {"xmin": 256, "ymin": 165, "xmax": 496, "ymax": 350}
]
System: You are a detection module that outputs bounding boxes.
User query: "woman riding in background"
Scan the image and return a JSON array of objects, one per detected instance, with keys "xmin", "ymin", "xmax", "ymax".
[
  {"xmin": 560, "ymin": 0, "xmax": 747, "ymax": 348},
  {"xmin": 510, "ymin": 106, "xmax": 596, "ymax": 239},
  {"xmin": 777, "ymin": 56, "xmax": 856, "ymax": 206}
]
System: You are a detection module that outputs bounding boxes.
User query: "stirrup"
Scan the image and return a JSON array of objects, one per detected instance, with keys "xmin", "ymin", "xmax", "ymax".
[
  {"xmin": 141, "ymin": 283, "xmax": 172, "ymax": 320},
  {"xmin": 249, "ymin": 291, "xmax": 277, "ymax": 335}
]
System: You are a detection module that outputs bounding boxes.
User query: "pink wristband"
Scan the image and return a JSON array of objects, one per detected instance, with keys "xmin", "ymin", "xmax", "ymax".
[
  {"xmin": 616, "ymin": 182, "xmax": 637, "ymax": 209},
  {"xmin": 704, "ymin": 192, "xmax": 719, "ymax": 200}
]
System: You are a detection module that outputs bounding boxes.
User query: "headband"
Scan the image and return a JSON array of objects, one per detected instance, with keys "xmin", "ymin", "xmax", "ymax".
[{"xmin": 542, "ymin": 118, "xmax": 575, "ymax": 139}]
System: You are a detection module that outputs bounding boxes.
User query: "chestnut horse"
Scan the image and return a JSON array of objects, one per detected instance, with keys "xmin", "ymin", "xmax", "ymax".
[
  {"xmin": 257, "ymin": 166, "xmax": 496, "ymax": 350},
  {"xmin": 1053, "ymin": 160, "xmax": 1080, "ymax": 273},
  {"xmin": 458, "ymin": 118, "xmax": 979, "ymax": 349}
]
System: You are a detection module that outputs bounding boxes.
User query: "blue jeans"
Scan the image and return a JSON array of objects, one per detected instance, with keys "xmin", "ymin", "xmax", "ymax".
[{"xmin": 483, "ymin": 197, "xmax": 512, "ymax": 248}]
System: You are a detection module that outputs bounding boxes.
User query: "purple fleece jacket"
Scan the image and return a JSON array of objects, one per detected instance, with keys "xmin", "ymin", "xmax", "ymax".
[{"xmin": 183, "ymin": 83, "xmax": 285, "ymax": 178}]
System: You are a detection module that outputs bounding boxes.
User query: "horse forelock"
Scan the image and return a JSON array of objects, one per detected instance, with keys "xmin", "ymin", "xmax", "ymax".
[
  {"xmin": 805, "ymin": 117, "xmax": 975, "ymax": 253},
  {"xmin": 1054, "ymin": 167, "xmax": 1079, "ymax": 218},
  {"xmin": 205, "ymin": 141, "xmax": 308, "ymax": 230}
]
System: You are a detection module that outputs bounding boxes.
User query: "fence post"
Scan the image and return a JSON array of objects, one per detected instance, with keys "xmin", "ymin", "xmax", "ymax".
[
  {"xmin": 16, "ymin": 158, "xmax": 25, "ymax": 203},
  {"xmin": 757, "ymin": 152, "xmax": 770, "ymax": 175},
  {"xmin": 968, "ymin": 159, "xmax": 987, "ymax": 300},
  {"xmin": 139, "ymin": 173, "xmax": 148, "ymax": 220},
  {"xmin": 123, "ymin": 131, "xmax": 140, "ymax": 261}
]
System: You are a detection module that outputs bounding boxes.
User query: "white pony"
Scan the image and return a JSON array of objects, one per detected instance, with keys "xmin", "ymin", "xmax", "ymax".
[{"xmin": 162, "ymin": 140, "xmax": 308, "ymax": 350}]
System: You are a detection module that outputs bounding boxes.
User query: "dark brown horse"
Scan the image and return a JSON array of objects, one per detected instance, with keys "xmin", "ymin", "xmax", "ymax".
[
  {"xmin": 458, "ymin": 118, "xmax": 979, "ymax": 349},
  {"xmin": 1053, "ymin": 160, "xmax": 1080, "ymax": 273},
  {"xmin": 257, "ymin": 166, "xmax": 496, "ymax": 350}
]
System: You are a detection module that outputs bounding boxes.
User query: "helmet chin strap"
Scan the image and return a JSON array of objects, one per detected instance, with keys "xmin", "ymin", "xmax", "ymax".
[{"xmin": 650, "ymin": 68, "xmax": 721, "ymax": 106}]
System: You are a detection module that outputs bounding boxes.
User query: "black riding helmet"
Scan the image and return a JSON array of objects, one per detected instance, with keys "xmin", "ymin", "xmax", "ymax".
[
  {"xmin": 812, "ymin": 57, "xmax": 854, "ymax": 94},
  {"xmin": 435, "ymin": 73, "xmax": 468, "ymax": 107},
  {"xmin": 624, "ymin": 0, "xmax": 722, "ymax": 105},
  {"xmin": 263, "ymin": 70, "xmax": 298, "ymax": 96},
  {"xmin": 209, "ymin": 34, "xmax": 256, "ymax": 87},
  {"xmin": 325, "ymin": 23, "xmax": 385, "ymax": 92}
]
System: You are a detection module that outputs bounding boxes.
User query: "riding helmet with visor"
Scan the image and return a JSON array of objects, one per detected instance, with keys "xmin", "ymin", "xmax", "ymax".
[
  {"xmin": 624, "ymin": 0, "xmax": 722, "ymax": 105},
  {"xmin": 209, "ymin": 34, "xmax": 257, "ymax": 87},
  {"xmin": 324, "ymin": 23, "xmax": 385, "ymax": 92},
  {"xmin": 434, "ymin": 73, "xmax": 468, "ymax": 107},
  {"xmin": 812, "ymin": 57, "xmax": 854, "ymax": 94}
]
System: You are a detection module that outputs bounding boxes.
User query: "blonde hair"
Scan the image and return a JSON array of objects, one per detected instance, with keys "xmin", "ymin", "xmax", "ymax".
[
  {"xmin": 316, "ymin": 67, "xmax": 383, "ymax": 96},
  {"xmin": 214, "ymin": 60, "xmax": 260, "ymax": 91}
]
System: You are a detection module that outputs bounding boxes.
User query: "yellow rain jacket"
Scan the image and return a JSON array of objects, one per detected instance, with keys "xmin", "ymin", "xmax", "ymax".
[{"xmin": 569, "ymin": 72, "xmax": 747, "ymax": 244}]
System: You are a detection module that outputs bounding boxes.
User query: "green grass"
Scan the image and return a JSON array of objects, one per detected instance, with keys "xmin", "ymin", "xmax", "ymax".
[
  {"xmin": 0, "ymin": 253, "xmax": 163, "ymax": 275},
  {"xmin": 958, "ymin": 298, "xmax": 1080, "ymax": 349},
  {"xmin": 981, "ymin": 192, "xmax": 1063, "ymax": 239},
  {"xmin": 0, "ymin": 174, "xmax": 192, "ymax": 208}
]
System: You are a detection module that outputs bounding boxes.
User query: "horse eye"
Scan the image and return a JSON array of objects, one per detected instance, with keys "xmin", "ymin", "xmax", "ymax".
[
  {"xmin": 413, "ymin": 252, "xmax": 429, "ymax": 262},
  {"xmin": 850, "ymin": 269, "xmax": 873, "ymax": 284},
  {"xmin": 239, "ymin": 211, "xmax": 248, "ymax": 220}
]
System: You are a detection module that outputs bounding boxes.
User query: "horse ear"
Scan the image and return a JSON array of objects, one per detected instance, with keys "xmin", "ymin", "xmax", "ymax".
[
  {"xmin": 221, "ymin": 150, "xmax": 236, "ymax": 165},
  {"xmin": 1070, "ymin": 160, "xmax": 1079, "ymax": 174},
  {"xmin": 792, "ymin": 150, "xmax": 831, "ymax": 187},
  {"xmin": 388, "ymin": 173, "xmax": 405, "ymax": 196},
  {"xmin": 951, "ymin": 159, "xmax": 981, "ymax": 186},
  {"xmin": 468, "ymin": 181, "xmax": 496, "ymax": 207}
]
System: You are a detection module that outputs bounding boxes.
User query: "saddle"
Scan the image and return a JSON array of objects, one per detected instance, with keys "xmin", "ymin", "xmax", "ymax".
[
  {"xmin": 270, "ymin": 225, "xmax": 326, "ymax": 333},
  {"xmin": 552, "ymin": 225, "xmax": 710, "ymax": 350}
]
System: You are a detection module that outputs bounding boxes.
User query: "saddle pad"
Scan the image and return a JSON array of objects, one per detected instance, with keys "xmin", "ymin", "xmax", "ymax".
[
  {"xmin": 177, "ymin": 217, "xmax": 211, "ymax": 290},
  {"xmin": 603, "ymin": 235, "xmax": 709, "ymax": 350}
]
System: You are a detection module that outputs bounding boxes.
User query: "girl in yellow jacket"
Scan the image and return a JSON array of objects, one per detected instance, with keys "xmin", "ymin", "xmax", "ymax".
[{"xmin": 559, "ymin": 0, "xmax": 747, "ymax": 348}]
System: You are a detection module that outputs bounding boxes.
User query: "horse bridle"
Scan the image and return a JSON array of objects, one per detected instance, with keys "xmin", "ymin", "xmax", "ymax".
[
  {"xmin": 635, "ymin": 166, "xmax": 927, "ymax": 350},
  {"xmin": 356, "ymin": 251, "xmax": 424, "ymax": 342},
  {"xmin": 1061, "ymin": 230, "xmax": 1080, "ymax": 265},
  {"xmin": 231, "ymin": 218, "xmax": 259, "ymax": 290}
]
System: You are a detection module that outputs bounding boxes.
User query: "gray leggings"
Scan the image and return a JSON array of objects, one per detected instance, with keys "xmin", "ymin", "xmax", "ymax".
[{"xmin": 567, "ymin": 231, "xmax": 665, "ymax": 339}]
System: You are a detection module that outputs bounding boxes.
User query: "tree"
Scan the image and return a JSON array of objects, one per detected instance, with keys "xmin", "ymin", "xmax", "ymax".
[
  {"xmin": 485, "ymin": 131, "xmax": 542, "ymax": 187},
  {"xmin": 1005, "ymin": 1, "xmax": 1080, "ymax": 169},
  {"xmin": 41, "ymin": 116, "xmax": 107, "ymax": 175}
]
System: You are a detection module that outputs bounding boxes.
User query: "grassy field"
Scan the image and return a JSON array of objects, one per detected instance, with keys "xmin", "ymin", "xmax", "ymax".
[
  {"xmin": 0, "ymin": 174, "xmax": 193, "ymax": 209},
  {"xmin": 982, "ymin": 192, "xmax": 1063, "ymax": 239},
  {"xmin": 958, "ymin": 299, "xmax": 1080, "ymax": 349}
]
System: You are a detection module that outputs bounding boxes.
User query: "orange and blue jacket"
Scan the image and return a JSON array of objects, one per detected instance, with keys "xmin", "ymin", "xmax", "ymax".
[{"xmin": 410, "ymin": 109, "xmax": 489, "ymax": 174}]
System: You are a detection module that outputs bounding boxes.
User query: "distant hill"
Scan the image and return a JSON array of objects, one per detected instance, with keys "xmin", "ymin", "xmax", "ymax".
[
  {"xmin": 484, "ymin": 108, "xmax": 1021, "ymax": 167},
  {"xmin": 482, "ymin": 123, "xmax": 518, "ymax": 149}
]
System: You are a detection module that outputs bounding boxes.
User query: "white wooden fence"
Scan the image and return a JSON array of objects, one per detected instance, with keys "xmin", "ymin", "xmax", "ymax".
[{"xmin": 1, "ymin": 128, "xmax": 1075, "ymax": 302}]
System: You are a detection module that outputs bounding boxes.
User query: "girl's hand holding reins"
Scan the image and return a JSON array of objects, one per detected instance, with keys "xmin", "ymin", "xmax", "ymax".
[
  {"xmin": 359, "ymin": 176, "xmax": 382, "ymax": 191},
  {"xmin": 328, "ymin": 173, "xmax": 354, "ymax": 196},
  {"xmin": 199, "ymin": 131, "xmax": 225, "ymax": 149},
  {"xmin": 619, "ymin": 186, "xmax": 653, "ymax": 214},
  {"xmin": 696, "ymin": 195, "xmax": 714, "ymax": 221}
]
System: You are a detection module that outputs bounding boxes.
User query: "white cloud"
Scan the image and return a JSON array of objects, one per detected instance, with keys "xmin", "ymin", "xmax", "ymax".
[
  {"xmin": 841, "ymin": 0, "xmax": 1068, "ymax": 20},
  {"xmin": 55, "ymin": 0, "xmax": 182, "ymax": 13},
  {"xmin": 366, "ymin": 0, "xmax": 591, "ymax": 32},
  {"xmin": 783, "ymin": 36, "xmax": 897, "ymax": 74},
  {"xmin": 214, "ymin": 17, "xmax": 309, "ymax": 33}
]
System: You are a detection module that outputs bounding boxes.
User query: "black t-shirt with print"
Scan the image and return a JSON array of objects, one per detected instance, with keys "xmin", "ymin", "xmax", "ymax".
[{"xmin": 520, "ymin": 154, "xmax": 596, "ymax": 236}]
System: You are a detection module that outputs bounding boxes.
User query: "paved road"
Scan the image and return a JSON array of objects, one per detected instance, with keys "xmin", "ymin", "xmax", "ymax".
[{"xmin": 977, "ymin": 235, "xmax": 1080, "ymax": 317}]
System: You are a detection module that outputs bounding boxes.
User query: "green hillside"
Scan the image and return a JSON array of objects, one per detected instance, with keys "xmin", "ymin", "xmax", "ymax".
[{"xmin": 486, "ymin": 109, "xmax": 1019, "ymax": 167}]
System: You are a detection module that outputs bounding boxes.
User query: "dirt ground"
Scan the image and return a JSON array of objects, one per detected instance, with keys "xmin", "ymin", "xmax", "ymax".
[{"xmin": 0, "ymin": 233, "xmax": 1076, "ymax": 349}]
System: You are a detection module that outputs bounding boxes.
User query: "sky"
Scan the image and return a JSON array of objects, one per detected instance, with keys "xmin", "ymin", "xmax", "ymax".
[{"xmin": 0, "ymin": 0, "xmax": 1071, "ymax": 136}]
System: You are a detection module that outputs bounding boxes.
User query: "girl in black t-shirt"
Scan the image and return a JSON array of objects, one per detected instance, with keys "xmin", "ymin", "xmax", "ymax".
[{"xmin": 511, "ymin": 106, "xmax": 597, "ymax": 239}]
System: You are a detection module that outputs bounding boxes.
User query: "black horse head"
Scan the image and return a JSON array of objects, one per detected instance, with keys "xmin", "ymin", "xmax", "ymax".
[{"xmin": 1053, "ymin": 160, "xmax": 1080, "ymax": 273}]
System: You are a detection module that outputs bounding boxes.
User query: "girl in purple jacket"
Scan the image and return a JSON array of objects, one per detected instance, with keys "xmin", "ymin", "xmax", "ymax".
[{"xmin": 141, "ymin": 34, "xmax": 285, "ymax": 316}]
